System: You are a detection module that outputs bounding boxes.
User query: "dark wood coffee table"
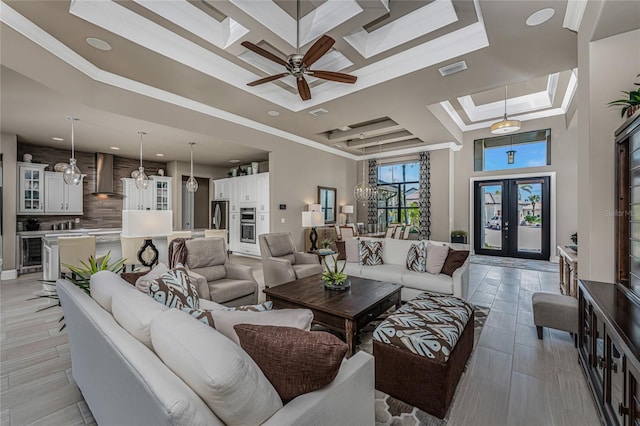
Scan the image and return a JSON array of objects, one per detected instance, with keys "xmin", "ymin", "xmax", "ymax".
[{"xmin": 264, "ymin": 275, "xmax": 402, "ymax": 357}]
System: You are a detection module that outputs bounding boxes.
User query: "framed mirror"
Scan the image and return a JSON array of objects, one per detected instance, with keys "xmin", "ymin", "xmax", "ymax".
[{"xmin": 318, "ymin": 186, "xmax": 337, "ymax": 224}]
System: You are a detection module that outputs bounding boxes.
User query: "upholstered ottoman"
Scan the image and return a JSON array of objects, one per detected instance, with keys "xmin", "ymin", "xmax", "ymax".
[
  {"xmin": 532, "ymin": 292, "xmax": 578, "ymax": 341},
  {"xmin": 373, "ymin": 292, "xmax": 474, "ymax": 418}
]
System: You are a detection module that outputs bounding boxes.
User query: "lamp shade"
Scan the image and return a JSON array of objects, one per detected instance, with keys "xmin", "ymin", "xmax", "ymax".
[
  {"xmin": 122, "ymin": 210, "xmax": 173, "ymax": 237},
  {"xmin": 302, "ymin": 211, "xmax": 324, "ymax": 228},
  {"xmin": 308, "ymin": 203, "xmax": 322, "ymax": 212},
  {"xmin": 342, "ymin": 205, "xmax": 354, "ymax": 214}
]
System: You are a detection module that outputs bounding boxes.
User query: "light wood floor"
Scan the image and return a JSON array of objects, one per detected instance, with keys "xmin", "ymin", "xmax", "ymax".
[{"xmin": 0, "ymin": 258, "xmax": 600, "ymax": 426}]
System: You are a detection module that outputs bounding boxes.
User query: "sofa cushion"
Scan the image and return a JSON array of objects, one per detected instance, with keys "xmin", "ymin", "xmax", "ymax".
[
  {"xmin": 406, "ymin": 242, "xmax": 427, "ymax": 273},
  {"xmin": 147, "ymin": 265, "xmax": 200, "ymax": 309},
  {"xmin": 194, "ymin": 265, "xmax": 227, "ymax": 282},
  {"xmin": 90, "ymin": 270, "xmax": 140, "ymax": 313},
  {"xmin": 360, "ymin": 264, "xmax": 407, "ymax": 284},
  {"xmin": 134, "ymin": 263, "xmax": 169, "ymax": 293},
  {"xmin": 360, "ymin": 240, "xmax": 383, "ymax": 266},
  {"xmin": 265, "ymin": 234, "xmax": 295, "ymax": 257},
  {"xmin": 111, "ymin": 290, "xmax": 168, "ymax": 350},
  {"xmin": 234, "ymin": 324, "xmax": 347, "ymax": 403},
  {"xmin": 211, "ymin": 309, "xmax": 314, "ymax": 344},
  {"xmin": 344, "ymin": 238, "xmax": 360, "ymax": 263},
  {"xmin": 401, "ymin": 270, "xmax": 453, "ymax": 294},
  {"xmin": 342, "ymin": 261, "xmax": 362, "ymax": 277},
  {"xmin": 150, "ymin": 309, "xmax": 283, "ymax": 425},
  {"xmin": 426, "ymin": 243, "xmax": 449, "ymax": 275},
  {"xmin": 208, "ymin": 278, "xmax": 256, "ymax": 304},
  {"xmin": 186, "ymin": 238, "xmax": 226, "ymax": 268},
  {"xmin": 441, "ymin": 250, "xmax": 469, "ymax": 277},
  {"xmin": 293, "ymin": 263, "xmax": 323, "ymax": 279},
  {"xmin": 382, "ymin": 238, "xmax": 410, "ymax": 266}
]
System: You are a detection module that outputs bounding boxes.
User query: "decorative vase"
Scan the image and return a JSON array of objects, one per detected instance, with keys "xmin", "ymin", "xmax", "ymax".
[
  {"xmin": 252, "ymin": 162, "xmax": 259, "ymax": 174},
  {"xmin": 231, "ymin": 168, "xmax": 238, "ymax": 177},
  {"xmin": 324, "ymin": 280, "xmax": 351, "ymax": 291}
]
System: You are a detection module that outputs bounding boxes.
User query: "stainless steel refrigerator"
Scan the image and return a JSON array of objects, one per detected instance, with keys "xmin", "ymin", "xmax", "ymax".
[{"xmin": 211, "ymin": 201, "xmax": 229, "ymax": 231}]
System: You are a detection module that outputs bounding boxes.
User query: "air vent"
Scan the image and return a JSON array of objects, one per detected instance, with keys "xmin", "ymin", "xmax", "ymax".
[
  {"xmin": 439, "ymin": 61, "xmax": 468, "ymax": 77},
  {"xmin": 308, "ymin": 107, "xmax": 329, "ymax": 117}
]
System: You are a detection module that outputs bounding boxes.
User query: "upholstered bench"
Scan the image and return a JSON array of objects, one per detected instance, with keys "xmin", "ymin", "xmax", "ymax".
[
  {"xmin": 372, "ymin": 292, "xmax": 474, "ymax": 418},
  {"xmin": 532, "ymin": 292, "xmax": 578, "ymax": 342}
]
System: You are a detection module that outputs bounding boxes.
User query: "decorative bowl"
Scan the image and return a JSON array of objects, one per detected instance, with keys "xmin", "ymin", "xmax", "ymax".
[
  {"xmin": 131, "ymin": 169, "xmax": 140, "ymax": 179},
  {"xmin": 323, "ymin": 280, "xmax": 351, "ymax": 291},
  {"xmin": 54, "ymin": 162, "xmax": 69, "ymax": 172}
]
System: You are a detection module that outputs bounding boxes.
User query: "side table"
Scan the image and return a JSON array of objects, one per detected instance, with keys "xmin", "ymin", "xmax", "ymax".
[{"xmin": 557, "ymin": 246, "xmax": 578, "ymax": 297}]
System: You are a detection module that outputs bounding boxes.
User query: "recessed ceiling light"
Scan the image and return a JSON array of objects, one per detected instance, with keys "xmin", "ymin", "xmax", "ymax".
[
  {"xmin": 267, "ymin": 110, "xmax": 280, "ymax": 117},
  {"xmin": 526, "ymin": 8, "xmax": 555, "ymax": 26},
  {"xmin": 86, "ymin": 37, "xmax": 112, "ymax": 51},
  {"xmin": 52, "ymin": 137, "xmax": 64, "ymax": 141},
  {"xmin": 155, "ymin": 153, "xmax": 165, "ymax": 157},
  {"xmin": 109, "ymin": 146, "xmax": 120, "ymax": 150},
  {"xmin": 229, "ymin": 159, "xmax": 240, "ymax": 163}
]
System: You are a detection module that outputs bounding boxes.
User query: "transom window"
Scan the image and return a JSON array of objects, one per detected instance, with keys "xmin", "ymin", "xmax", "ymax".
[
  {"xmin": 377, "ymin": 161, "xmax": 419, "ymax": 230},
  {"xmin": 474, "ymin": 129, "xmax": 551, "ymax": 172}
]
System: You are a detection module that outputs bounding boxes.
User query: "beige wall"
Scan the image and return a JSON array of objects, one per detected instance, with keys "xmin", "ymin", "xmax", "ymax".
[
  {"xmin": 1, "ymin": 133, "xmax": 17, "ymax": 274},
  {"xmin": 577, "ymin": 25, "xmax": 640, "ymax": 281},
  {"xmin": 452, "ymin": 114, "xmax": 579, "ymax": 257}
]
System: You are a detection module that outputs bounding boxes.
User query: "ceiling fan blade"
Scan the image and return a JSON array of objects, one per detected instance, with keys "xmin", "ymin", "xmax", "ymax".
[
  {"xmin": 241, "ymin": 41, "xmax": 289, "ymax": 68},
  {"xmin": 247, "ymin": 73, "xmax": 290, "ymax": 87},
  {"xmin": 308, "ymin": 70, "xmax": 357, "ymax": 84},
  {"xmin": 297, "ymin": 77, "xmax": 311, "ymax": 101},
  {"xmin": 302, "ymin": 35, "xmax": 335, "ymax": 68}
]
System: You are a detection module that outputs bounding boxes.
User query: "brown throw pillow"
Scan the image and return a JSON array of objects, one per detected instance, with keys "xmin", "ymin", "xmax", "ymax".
[
  {"xmin": 234, "ymin": 324, "xmax": 347, "ymax": 403},
  {"xmin": 441, "ymin": 250, "xmax": 470, "ymax": 276}
]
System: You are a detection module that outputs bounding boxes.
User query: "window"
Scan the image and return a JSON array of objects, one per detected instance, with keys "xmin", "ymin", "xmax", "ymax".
[
  {"xmin": 377, "ymin": 161, "xmax": 419, "ymax": 231},
  {"xmin": 474, "ymin": 129, "xmax": 551, "ymax": 172}
]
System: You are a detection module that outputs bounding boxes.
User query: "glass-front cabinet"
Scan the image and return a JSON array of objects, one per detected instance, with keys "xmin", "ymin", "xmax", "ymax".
[
  {"xmin": 151, "ymin": 176, "xmax": 172, "ymax": 211},
  {"xmin": 17, "ymin": 162, "xmax": 47, "ymax": 214}
]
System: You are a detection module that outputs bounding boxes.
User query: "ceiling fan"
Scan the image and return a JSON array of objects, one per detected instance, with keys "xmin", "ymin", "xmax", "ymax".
[{"xmin": 241, "ymin": 0, "xmax": 357, "ymax": 101}]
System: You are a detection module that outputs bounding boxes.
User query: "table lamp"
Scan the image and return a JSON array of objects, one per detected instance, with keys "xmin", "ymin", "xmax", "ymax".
[
  {"xmin": 122, "ymin": 210, "xmax": 173, "ymax": 267},
  {"xmin": 302, "ymin": 211, "xmax": 324, "ymax": 251},
  {"xmin": 342, "ymin": 205, "xmax": 354, "ymax": 224}
]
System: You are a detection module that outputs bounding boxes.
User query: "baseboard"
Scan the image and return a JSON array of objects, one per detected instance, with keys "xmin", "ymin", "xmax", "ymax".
[
  {"xmin": 550, "ymin": 255, "xmax": 559, "ymax": 264},
  {"xmin": 1, "ymin": 269, "xmax": 18, "ymax": 280}
]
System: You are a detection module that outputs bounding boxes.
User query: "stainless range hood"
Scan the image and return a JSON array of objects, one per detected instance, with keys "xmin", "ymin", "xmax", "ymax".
[{"xmin": 93, "ymin": 152, "xmax": 116, "ymax": 195}]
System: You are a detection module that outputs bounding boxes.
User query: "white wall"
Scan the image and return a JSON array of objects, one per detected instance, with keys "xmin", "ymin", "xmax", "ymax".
[{"xmin": 1, "ymin": 133, "xmax": 17, "ymax": 275}]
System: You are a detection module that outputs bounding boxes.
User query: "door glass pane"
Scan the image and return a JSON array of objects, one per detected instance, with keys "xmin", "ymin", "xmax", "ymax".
[
  {"xmin": 517, "ymin": 182, "xmax": 542, "ymax": 253},
  {"xmin": 480, "ymin": 184, "xmax": 502, "ymax": 250}
]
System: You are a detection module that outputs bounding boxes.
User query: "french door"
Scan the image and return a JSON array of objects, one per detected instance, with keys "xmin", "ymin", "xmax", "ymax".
[{"xmin": 474, "ymin": 177, "xmax": 550, "ymax": 260}]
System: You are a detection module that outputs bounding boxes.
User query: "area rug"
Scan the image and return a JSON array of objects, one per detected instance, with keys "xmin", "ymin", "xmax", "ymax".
[
  {"xmin": 471, "ymin": 254, "xmax": 558, "ymax": 273},
  {"xmin": 356, "ymin": 305, "xmax": 489, "ymax": 426}
]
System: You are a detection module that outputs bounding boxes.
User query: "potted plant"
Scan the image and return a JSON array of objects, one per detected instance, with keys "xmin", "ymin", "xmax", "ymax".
[
  {"xmin": 321, "ymin": 238, "xmax": 333, "ymax": 250},
  {"xmin": 608, "ymin": 74, "xmax": 640, "ymax": 118},
  {"xmin": 321, "ymin": 255, "xmax": 350, "ymax": 291},
  {"xmin": 450, "ymin": 229, "xmax": 468, "ymax": 244}
]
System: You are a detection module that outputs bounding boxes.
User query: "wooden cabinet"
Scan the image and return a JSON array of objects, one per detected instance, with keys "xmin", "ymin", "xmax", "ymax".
[
  {"xmin": 579, "ymin": 280, "xmax": 640, "ymax": 425},
  {"xmin": 44, "ymin": 171, "xmax": 84, "ymax": 214},
  {"xmin": 17, "ymin": 162, "xmax": 47, "ymax": 214},
  {"xmin": 150, "ymin": 176, "xmax": 172, "ymax": 210}
]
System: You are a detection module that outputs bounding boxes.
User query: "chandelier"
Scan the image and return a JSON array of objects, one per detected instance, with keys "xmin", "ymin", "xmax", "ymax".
[{"xmin": 354, "ymin": 142, "xmax": 373, "ymax": 205}]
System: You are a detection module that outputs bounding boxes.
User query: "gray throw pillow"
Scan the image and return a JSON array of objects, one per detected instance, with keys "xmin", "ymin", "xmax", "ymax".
[{"xmin": 425, "ymin": 243, "xmax": 450, "ymax": 274}]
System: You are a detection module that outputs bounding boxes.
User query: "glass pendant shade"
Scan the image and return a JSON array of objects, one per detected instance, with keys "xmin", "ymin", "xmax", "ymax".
[
  {"xmin": 507, "ymin": 149, "xmax": 516, "ymax": 164},
  {"xmin": 64, "ymin": 117, "xmax": 82, "ymax": 185},
  {"xmin": 186, "ymin": 142, "xmax": 198, "ymax": 193},
  {"xmin": 135, "ymin": 131, "xmax": 149, "ymax": 190}
]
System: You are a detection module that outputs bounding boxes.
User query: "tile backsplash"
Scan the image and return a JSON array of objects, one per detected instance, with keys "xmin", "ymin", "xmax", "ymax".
[{"xmin": 18, "ymin": 143, "xmax": 166, "ymax": 229}]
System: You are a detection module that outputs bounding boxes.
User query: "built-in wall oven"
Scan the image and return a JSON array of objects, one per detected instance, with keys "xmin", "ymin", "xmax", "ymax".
[{"xmin": 240, "ymin": 207, "xmax": 256, "ymax": 244}]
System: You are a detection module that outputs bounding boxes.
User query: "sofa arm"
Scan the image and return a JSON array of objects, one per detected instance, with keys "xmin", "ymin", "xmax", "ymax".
[
  {"xmin": 262, "ymin": 257, "xmax": 296, "ymax": 288},
  {"xmin": 262, "ymin": 351, "xmax": 374, "ymax": 426},
  {"xmin": 294, "ymin": 252, "xmax": 320, "ymax": 265},
  {"xmin": 452, "ymin": 257, "xmax": 470, "ymax": 300},
  {"xmin": 225, "ymin": 263, "xmax": 256, "ymax": 282},
  {"xmin": 186, "ymin": 270, "xmax": 211, "ymax": 300}
]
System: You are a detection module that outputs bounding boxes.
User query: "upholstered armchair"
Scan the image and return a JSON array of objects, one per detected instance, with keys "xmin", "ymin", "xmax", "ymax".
[
  {"xmin": 184, "ymin": 237, "xmax": 258, "ymax": 307},
  {"xmin": 259, "ymin": 233, "xmax": 323, "ymax": 288}
]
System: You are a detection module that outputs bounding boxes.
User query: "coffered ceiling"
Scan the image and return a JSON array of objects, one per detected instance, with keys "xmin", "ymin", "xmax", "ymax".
[{"xmin": 0, "ymin": 0, "xmax": 605, "ymax": 163}]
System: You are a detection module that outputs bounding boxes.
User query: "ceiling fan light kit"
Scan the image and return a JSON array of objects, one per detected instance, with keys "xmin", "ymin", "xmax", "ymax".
[
  {"xmin": 491, "ymin": 86, "xmax": 521, "ymax": 135},
  {"xmin": 242, "ymin": 0, "xmax": 357, "ymax": 101}
]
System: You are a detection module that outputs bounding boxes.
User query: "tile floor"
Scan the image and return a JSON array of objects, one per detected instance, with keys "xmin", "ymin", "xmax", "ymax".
[{"xmin": 0, "ymin": 258, "xmax": 600, "ymax": 425}]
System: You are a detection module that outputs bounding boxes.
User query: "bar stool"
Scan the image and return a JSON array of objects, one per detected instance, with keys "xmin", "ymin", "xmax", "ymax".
[
  {"xmin": 59, "ymin": 236, "xmax": 96, "ymax": 278},
  {"xmin": 120, "ymin": 236, "xmax": 148, "ymax": 272}
]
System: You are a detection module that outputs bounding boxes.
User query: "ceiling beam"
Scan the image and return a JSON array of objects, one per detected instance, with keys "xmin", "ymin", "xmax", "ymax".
[
  {"xmin": 345, "ymin": 130, "xmax": 414, "ymax": 148},
  {"xmin": 327, "ymin": 118, "xmax": 400, "ymax": 141}
]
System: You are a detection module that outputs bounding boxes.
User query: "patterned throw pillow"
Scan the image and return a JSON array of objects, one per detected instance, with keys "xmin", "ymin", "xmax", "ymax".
[
  {"xmin": 147, "ymin": 264, "xmax": 199, "ymax": 309},
  {"xmin": 182, "ymin": 301, "xmax": 274, "ymax": 327},
  {"xmin": 227, "ymin": 301, "xmax": 273, "ymax": 312},
  {"xmin": 359, "ymin": 240, "xmax": 384, "ymax": 266},
  {"xmin": 406, "ymin": 242, "xmax": 427, "ymax": 272}
]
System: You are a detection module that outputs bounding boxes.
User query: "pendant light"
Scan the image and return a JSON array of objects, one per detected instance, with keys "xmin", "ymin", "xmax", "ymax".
[
  {"xmin": 63, "ymin": 117, "xmax": 82, "ymax": 185},
  {"xmin": 186, "ymin": 142, "xmax": 198, "ymax": 193},
  {"xmin": 354, "ymin": 142, "xmax": 373, "ymax": 205},
  {"xmin": 490, "ymin": 86, "xmax": 521, "ymax": 135},
  {"xmin": 135, "ymin": 131, "xmax": 149, "ymax": 190},
  {"xmin": 506, "ymin": 136, "xmax": 516, "ymax": 164}
]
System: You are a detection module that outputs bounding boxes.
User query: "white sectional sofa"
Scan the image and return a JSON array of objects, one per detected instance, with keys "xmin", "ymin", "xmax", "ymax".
[
  {"xmin": 341, "ymin": 238, "xmax": 470, "ymax": 300},
  {"xmin": 58, "ymin": 270, "xmax": 375, "ymax": 426}
]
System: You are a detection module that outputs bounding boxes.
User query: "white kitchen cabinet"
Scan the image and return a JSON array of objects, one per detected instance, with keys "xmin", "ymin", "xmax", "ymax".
[
  {"xmin": 150, "ymin": 176, "xmax": 172, "ymax": 210},
  {"xmin": 17, "ymin": 162, "xmax": 47, "ymax": 215},
  {"xmin": 256, "ymin": 212, "xmax": 269, "ymax": 248},
  {"xmin": 256, "ymin": 173, "xmax": 269, "ymax": 212},
  {"xmin": 239, "ymin": 175, "xmax": 257, "ymax": 203},
  {"xmin": 228, "ymin": 211, "xmax": 239, "ymax": 252},
  {"xmin": 229, "ymin": 178, "xmax": 240, "ymax": 213},
  {"xmin": 213, "ymin": 178, "xmax": 230, "ymax": 200},
  {"xmin": 44, "ymin": 171, "xmax": 84, "ymax": 214},
  {"xmin": 122, "ymin": 177, "xmax": 152, "ymax": 210}
]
